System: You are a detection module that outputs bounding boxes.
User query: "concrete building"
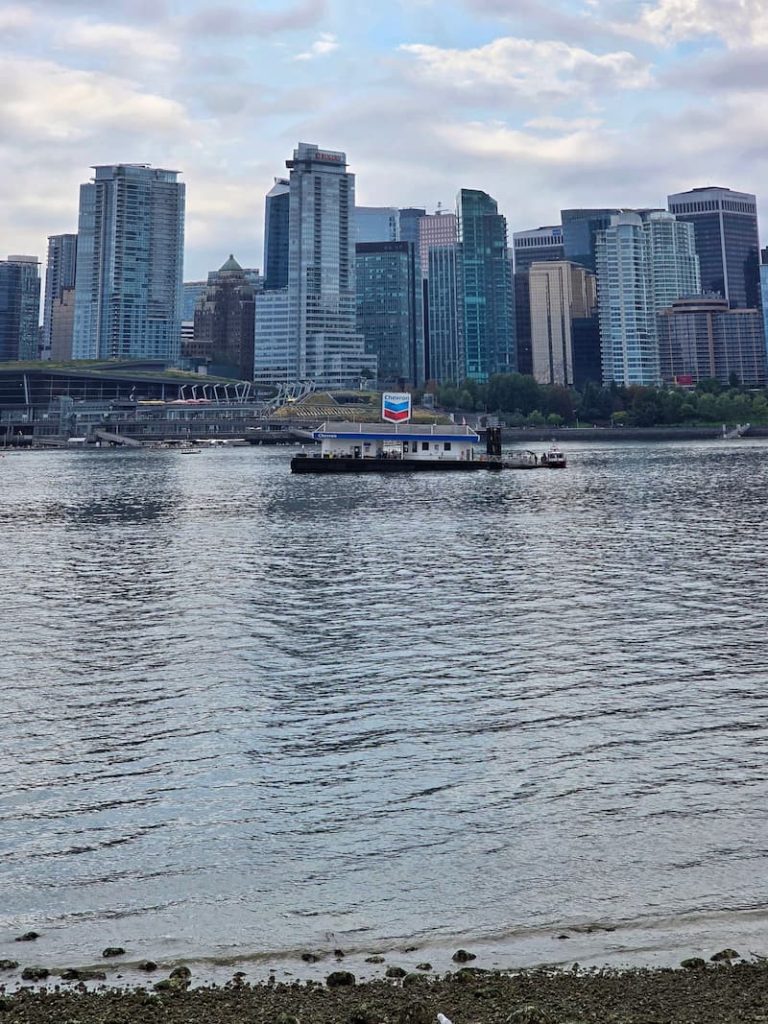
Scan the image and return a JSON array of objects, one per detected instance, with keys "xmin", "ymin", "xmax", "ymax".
[
  {"xmin": 355, "ymin": 207, "xmax": 400, "ymax": 243},
  {"xmin": 50, "ymin": 289, "xmax": 77, "ymax": 362},
  {"xmin": 0, "ymin": 256, "xmax": 41, "ymax": 362},
  {"xmin": 285, "ymin": 143, "xmax": 376, "ymax": 388},
  {"xmin": 667, "ymin": 186, "xmax": 760, "ymax": 308},
  {"xmin": 529, "ymin": 261, "xmax": 597, "ymax": 386},
  {"xmin": 597, "ymin": 211, "xmax": 700, "ymax": 386},
  {"xmin": 419, "ymin": 210, "xmax": 458, "ymax": 276},
  {"xmin": 356, "ymin": 241, "xmax": 422, "ymax": 388},
  {"xmin": 513, "ymin": 226, "xmax": 565, "ymax": 375},
  {"xmin": 658, "ymin": 296, "xmax": 767, "ymax": 387},
  {"xmin": 458, "ymin": 188, "xmax": 515, "ymax": 381},
  {"xmin": 72, "ymin": 164, "xmax": 184, "ymax": 362},
  {"xmin": 263, "ymin": 178, "xmax": 290, "ymax": 291},
  {"xmin": 42, "ymin": 234, "xmax": 77, "ymax": 360},
  {"xmin": 194, "ymin": 255, "xmax": 256, "ymax": 379}
]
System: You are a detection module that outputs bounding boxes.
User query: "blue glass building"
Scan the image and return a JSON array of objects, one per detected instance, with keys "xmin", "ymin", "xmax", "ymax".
[
  {"xmin": 72, "ymin": 164, "xmax": 185, "ymax": 362},
  {"xmin": 0, "ymin": 256, "xmax": 41, "ymax": 362},
  {"xmin": 458, "ymin": 189, "xmax": 515, "ymax": 381},
  {"xmin": 263, "ymin": 178, "xmax": 290, "ymax": 291},
  {"xmin": 356, "ymin": 241, "xmax": 423, "ymax": 387}
]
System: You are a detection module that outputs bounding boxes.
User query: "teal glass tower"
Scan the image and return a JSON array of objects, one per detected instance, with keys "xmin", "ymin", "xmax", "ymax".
[
  {"xmin": 72, "ymin": 164, "xmax": 185, "ymax": 362},
  {"xmin": 458, "ymin": 189, "xmax": 515, "ymax": 381}
]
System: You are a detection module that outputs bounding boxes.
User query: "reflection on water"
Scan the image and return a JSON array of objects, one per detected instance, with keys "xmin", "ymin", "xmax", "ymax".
[{"xmin": 1, "ymin": 442, "xmax": 768, "ymax": 969}]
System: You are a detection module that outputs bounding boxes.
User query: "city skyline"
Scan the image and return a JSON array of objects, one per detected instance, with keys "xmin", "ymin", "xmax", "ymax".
[{"xmin": 2, "ymin": 0, "xmax": 768, "ymax": 279}]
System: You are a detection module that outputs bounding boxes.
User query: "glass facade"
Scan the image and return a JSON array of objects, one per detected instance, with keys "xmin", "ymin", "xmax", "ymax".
[
  {"xmin": 72, "ymin": 164, "xmax": 185, "ymax": 362},
  {"xmin": 513, "ymin": 226, "xmax": 565, "ymax": 375},
  {"xmin": 356, "ymin": 241, "xmax": 422, "ymax": 387},
  {"xmin": 458, "ymin": 188, "xmax": 515, "ymax": 381},
  {"xmin": 597, "ymin": 212, "xmax": 700, "ymax": 386},
  {"xmin": 42, "ymin": 235, "xmax": 77, "ymax": 360},
  {"xmin": 427, "ymin": 244, "xmax": 464, "ymax": 384},
  {"xmin": 263, "ymin": 178, "xmax": 290, "ymax": 291},
  {"xmin": 398, "ymin": 208, "xmax": 426, "ymax": 248},
  {"xmin": 668, "ymin": 187, "xmax": 760, "ymax": 309},
  {"xmin": 285, "ymin": 143, "xmax": 377, "ymax": 388},
  {"xmin": 355, "ymin": 207, "xmax": 400, "ymax": 244},
  {"xmin": 0, "ymin": 257, "xmax": 41, "ymax": 362},
  {"xmin": 561, "ymin": 209, "xmax": 621, "ymax": 273},
  {"xmin": 181, "ymin": 282, "xmax": 206, "ymax": 321}
]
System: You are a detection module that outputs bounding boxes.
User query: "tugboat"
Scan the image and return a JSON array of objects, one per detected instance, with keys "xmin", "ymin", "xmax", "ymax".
[{"xmin": 540, "ymin": 443, "xmax": 566, "ymax": 468}]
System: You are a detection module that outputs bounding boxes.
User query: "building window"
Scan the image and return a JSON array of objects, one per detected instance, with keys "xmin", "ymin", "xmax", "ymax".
[
  {"xmin": 421, "ymin": 441, "xmax": 429, "ymax": 451},
  {"xmin": 444, "ymin": 442, "xmax": 452, "ymax": 451}
]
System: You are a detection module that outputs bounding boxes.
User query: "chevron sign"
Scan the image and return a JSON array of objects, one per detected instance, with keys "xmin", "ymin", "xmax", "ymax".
[{"xmin": 382, "ymin": 392, "xmax": 411, "ymax": 423}]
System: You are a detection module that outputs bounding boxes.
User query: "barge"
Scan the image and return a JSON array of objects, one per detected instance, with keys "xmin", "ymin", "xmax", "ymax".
[{"xmin": 289, "ymin": 423, "xmax": 567, "ymax": 472}]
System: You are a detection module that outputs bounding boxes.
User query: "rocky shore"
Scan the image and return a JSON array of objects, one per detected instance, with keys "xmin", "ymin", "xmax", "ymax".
[{"xmin": 2, "ymin": 955, "xmax": 768, "ymax": 1023}]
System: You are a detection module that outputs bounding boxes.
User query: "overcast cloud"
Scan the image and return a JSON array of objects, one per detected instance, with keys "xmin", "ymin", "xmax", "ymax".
[{"xmin": 1, "ymin": 0, "xmax": 767, "ymax": 278}]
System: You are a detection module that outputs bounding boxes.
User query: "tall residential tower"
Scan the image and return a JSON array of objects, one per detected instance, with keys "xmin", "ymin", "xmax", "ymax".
[{"xmin": 72, "ymin": 163, "xmax": 185, "ymax": 362}]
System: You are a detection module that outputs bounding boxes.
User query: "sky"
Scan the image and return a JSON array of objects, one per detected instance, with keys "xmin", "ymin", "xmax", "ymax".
[{"xmin": 2, "ymin": 0, "xmax": 768, "ymax": 279}]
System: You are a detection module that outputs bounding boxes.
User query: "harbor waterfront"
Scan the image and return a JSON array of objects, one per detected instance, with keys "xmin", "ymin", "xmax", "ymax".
[{"xmin": 1, "ymin": 439, "xmax": 768, "ymax": 987}]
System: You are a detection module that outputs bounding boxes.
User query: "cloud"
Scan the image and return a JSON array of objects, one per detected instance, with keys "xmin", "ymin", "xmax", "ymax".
[
  {"xmin": 0, "ymin": 57, "xmax": 188, "ymax": 142},
  {"xmin": 59, "ymin": 21, "xmax": 180, "ymax": 62},
  {"xmin": 0, "ymin": 5, "xmax": 35, "ymax": 31},
  {"xmin": 399, "ymin": 36, "xmax": 652, "ymax": 104},
  {"xmin": 595, "ymin": 0, "xmax": 768, "ymax": 47},
  {"xmin": 293, "ymin": 32, "xmax": 339, "ymax": 61},
  {"xmin": 181, "ymin": 0, "xmax": 326, "ymax": 37}
]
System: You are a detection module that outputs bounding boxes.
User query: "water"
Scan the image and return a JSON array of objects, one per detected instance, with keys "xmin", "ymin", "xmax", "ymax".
[{"xmin": 1, "ymin": 440, "xmax": 768, "ymax": 978}]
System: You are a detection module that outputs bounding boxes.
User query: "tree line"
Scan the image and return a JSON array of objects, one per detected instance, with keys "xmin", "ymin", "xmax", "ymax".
[{"xmin": 424, "ymin": 375, "xmax": 766, "ymax": 427}]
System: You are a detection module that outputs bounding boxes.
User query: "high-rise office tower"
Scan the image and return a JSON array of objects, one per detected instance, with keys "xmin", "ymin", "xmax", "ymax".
[
  {"xmin": 194, "ymin": 255, "xmax": 256, "ymax": 379},
  {"xmin": 667, "ymin": 186, "xmax": 760, "ymax": 308},
  {"xmin": 285, "ymin": 143, "xmax": 377, "ymax": 388},
  {"xmin": 72, "ymin": 163, "xmax": 185, "ymax": 362},
  {"xmin": 529, "ymin": 261, "xmax": 597, "ymax": 386},
  {"xmin": 458, "ymin": 188, "xmax": 515, "ymax": 381},
  {"xmin": 597, "ymin": 211, "xmax": 700, "ymax": 386},
  {"xmin": 399, "ymin": 208, "xmax": 426, "ymax": 248},
  {"xmin": 182, "ymin": 281, "xmax": 206, "ymax": 321},
  {"xmin": 42, "ymin": 234, "xmax": 77, "ymax": 360},
  {"xmin": 356, "ymin": 241, "xmax": 422, "ymax": 388},
  {"xmin": 561, "ymin": 208, "xmax": 622, "ymax": 273},
  {"xmin": 658, "ymin": 296, "xmax": 767, "ymax": 387},
  {"xmin": 355, "ymin": 207, "xmax": 400, "ymax": 244},
  {"xmin": 0, "ymin": 256, "xmax": 41, "ymax": 362},
  {"xmin": 418, "ymin": 210, "xmax": 458, "ymax": 276},
  {"xmin": 513, "ymin": 226, "xmax": 565, "ymax": 375},
  {"xmin": 427, "ymin": 245, "xmax": 463, "ymax": 384},
  {"xmin": 513, "ymin": 226, "xmax": 564, "ymax": 275},
  {"xmin": 263, "ymin": 178, "xmax": 290, "ymax": 291}
]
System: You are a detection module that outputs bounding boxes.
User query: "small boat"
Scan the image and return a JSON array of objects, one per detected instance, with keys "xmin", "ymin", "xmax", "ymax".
[
  {"xmin": 540, "ymin": 444, "xmax": 566, "ymax": 468},
  {"xmin": 179, "ymin": 447, "xmax": 200, "ymax": 455}
]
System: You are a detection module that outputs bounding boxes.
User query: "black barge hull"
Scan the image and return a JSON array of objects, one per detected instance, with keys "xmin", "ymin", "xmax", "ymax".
[{"xmin": 291, "ymin": 456, "xmax": 486, "ymax": 473}]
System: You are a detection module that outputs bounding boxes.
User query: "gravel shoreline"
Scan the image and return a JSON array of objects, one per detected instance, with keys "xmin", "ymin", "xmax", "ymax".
[{"xmin": 2, "ymin": 960, "xmax": 768, "ymax": 1023}]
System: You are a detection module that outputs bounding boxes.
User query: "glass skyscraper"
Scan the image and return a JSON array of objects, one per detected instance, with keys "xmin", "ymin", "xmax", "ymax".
[
  {"xmin": 72, "ymin": 164, "xmax": 185, "ymax": 362},
  {"xmin": 263, "ymin": 178, "xmax": 290, "ymax": 291},
  {"xmin": 355, "ymin": 207, "xmax": 400, "ymax": 244},
  {"xmin": 356, "ymin": 241, "xmax": 422, "ymax": 388},
  {"xmin": 667, "ymin": 186, "xmax": 760, "ymax": 308},
  {"xmin": 458, "ymin": 188, "xmax": 515, "ymax": 381},
  {"xmin": 0, "ymin": 256, "xmax": 41, "ymax": 362},
  {"xmin": 427, "ymin": 244, "xmax": 464, "ymax": 384},
  {"xmin": 284, "ymin": 143, "xmax": 377, "ymax": 388},
  {"xmin": 597, "ymin": 211, "xmax": 700, "ymax": 386},
  {"xmin": 42, "ymin": 234, "xmax": 77, "ymax": 361},
  {"xmin": 561, "ymin": 209, "xmax": 622, "ymax": 273}
]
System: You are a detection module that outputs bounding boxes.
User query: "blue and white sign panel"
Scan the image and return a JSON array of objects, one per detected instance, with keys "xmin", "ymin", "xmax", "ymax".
[{"xmin": 382, "ymin": 392, "xmax": 411, "ymax": 423}]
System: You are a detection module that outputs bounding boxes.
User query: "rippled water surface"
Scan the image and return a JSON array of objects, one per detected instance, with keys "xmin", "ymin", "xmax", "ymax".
[{"xmin": 1, "ymin": 441, "xmax": 768, "ymax": 973}]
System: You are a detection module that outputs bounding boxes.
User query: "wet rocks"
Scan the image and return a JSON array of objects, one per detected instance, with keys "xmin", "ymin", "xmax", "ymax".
[
  {"xmin": 0, "ymin": 996, "xmax": 15, "ymax": 1012},
  {"xmin": 326, "ymin": 970, "xmax": 356, "ymax": 988},
  {"xmin": 680, "ymin": 957, "xmax": 707, "ymax": 970},
  {"xmin": 101, "ymin": 947, "xmax": 126, "ymax": 958},
  {"xmin": 14, "ymin": 932, "xmax": 40, "ymax": 942},
  {"xmin": 385, "ymin": 966, "xmax": 407, "ymax": 979},
  {"xmin": 365, "ymin": 955, "xmax": 385, "ymax": 964},
  {"xmin": 137, "ymin": 959, "xmax": 158, "ymax": 972},
  {"xmin": 169, "ymin": 966, "xmax": 192, "ymax": 981},
  {"xmin": 301, "ymin": 952, "xmax": 320, "ymax": 963},
  {"xmin": 396, "ymin": 1001, "xmax": 433, "ymax": 1024},
  {"xmin": 415, "ymin": 962, "xmax": 432, "ymax": 971},
  {"xmin": 20, "ymin": 967, "xmax": 49, "ymax": 981},
  {"xmin": 711, "ymin": 949, "xmax": 740, "ymax": 962},
  {"xmin": 452, "ymin": 949, "xmax": 477, "ymax": 963},
  {"xmin": 348, "ymin": 1005, "xmax": 377, "ymax": 1024},
  {"xmin": 334, "ymin": 948, "xmax": 345, "ymax": 959},
  {"xmin": 0, "ymin": 961, "xmax": 18, "ymax": 971}
]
